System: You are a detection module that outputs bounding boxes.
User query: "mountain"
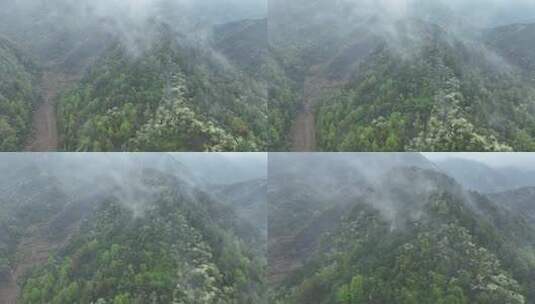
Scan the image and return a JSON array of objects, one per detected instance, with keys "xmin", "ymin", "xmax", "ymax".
[
  {"xmin": 433, "ymin": 157, "xmax": 535, "ymax": 193},
  {"xmin": 313, "ymin": 20, "xmax": 535, "ymax": 152},
  {"xmin": 0, "ymin": 0, "xmax": 267, "ymax": 152},
  {"xmin": 0, "ymin": 154, "xmax": 266, "ymax": 303},
  {"xmin": 268, "ymin": 0, "xmax": 535, "ymax": 151},
  {"xmin": 214, "ymin": 18, "xmax": 268, "ymax": 77},
  {"xmin": 214, "ymin": 178, "xmax": 268, "ymax": 237},
  {"xmin": 269, "ymin": 154, "xmax": 535, "ymax": 303},
  {"xmin": 54, "ymin": 22, "xmax": 267, "ymax": 152},
  {"xmin": 173, "ymin": 153, "xmax": 267, "ymax": 185},
  {"xmin": 484, "ymin": 23, "xmax": 535, "ymax": 75},
  {"xmin": 267, "ymin": 153, "xmax": 434, "ymax": 284},
  {"xmin": 489, "ymin": 187, "xmax": 535, "ymax": 224}
]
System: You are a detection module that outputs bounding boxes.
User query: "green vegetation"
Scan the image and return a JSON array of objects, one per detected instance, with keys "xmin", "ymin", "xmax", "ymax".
[
  {"xmin": 269, "ymin": 6, "xmax": 535, "ymax": 151},
  {"xmin": 269, "ymin": 159, "xmax": 535, "ymax": 304},
  {"xmin": 0, "ymin": 36, "xmax": 39, "ymax": 150},
  {"xmin": 266, "ymin": 50, "xmax": 301, "ymax": 150},
  {"xmin": 0, "ymin": 162, "xmax": 68, "ymax": 286},
  {"xmin": 57, "ymin": 30, "xmax": 267, "ymax": 152},
  {"xmin": 20, "ymin": 195, "xmax": 265, "ymax": 304},
  {"xmin": 315, "ymin": 35, "xmax": 535, "ymax": 151},
  {"xmin": 0, "ymin": 154, "xmax": 266, "ymax": 303}
]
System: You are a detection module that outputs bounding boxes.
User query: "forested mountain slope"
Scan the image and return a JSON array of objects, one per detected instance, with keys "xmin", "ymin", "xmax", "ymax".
[
  {"xmin": 484, "ymin": 23, "xmax": 535, "ymax": 74},
  {"xmin": 57, "ymin": 24, "xmax": 267, "ymax": 152},
  {"xmin": 267, "ymin": 153, "xmax": 433, "ymax": 284},
  {"xmin": 490, "ymin": 187, "xmax": 535, "ymax": 224},
  {"xmin": 0, "ymin": 154, "xmax": 266, "ymax": 303},
  {"xmin": 0, "ymin": 37, "xmax": 40, "ymax": 150},
  {"xmin": 0, "ymin": 0, "xmax": 267, "ymax": 152},
  {"xmin": 316, "ymin": 20, "xmax": 535, "ymax": 152},
  {"xmin": 214, "ymin": 18, "xmax": 268, "ymax": 77},
  {"xmin": 269, "ymin": 0, "xmax": 535, "ymax": 151},
  {"xmin": 269, "ymin": 154, "xmax": 535, "ymax": 304},
  {"xmin": 215, "ymin": 178, "xmax": 267, "ymax": 237}
]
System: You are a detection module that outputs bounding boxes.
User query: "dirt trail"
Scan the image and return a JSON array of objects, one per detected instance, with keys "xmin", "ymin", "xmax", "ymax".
[
  {"xmin": 25, "ymin": 72, "xmax": 74, "ymax": 152},
  {"xmin": 290, "ymin": 65, "xmax": 345, "ymax": 152},
  {"xmin": 290, "ymin": 106, "xmax": 316, "ymax": 152},
  {"xmin": 0, "ymin": 221, "xmax": 76, "ymax": 303},
  {"xmin": 0, "ymin": 271, "xmax": 18, "ymax": 304},
  {"xmin": 290, "ymin": 75, "xmax": 318, "ymax": 152},
  {"xmin": 0, "ymin": 236, "xmax": 55, "ymax": 304},
  {"xmin": 268, "ymin": 235, "xmax": 303, "ymax": 285}
]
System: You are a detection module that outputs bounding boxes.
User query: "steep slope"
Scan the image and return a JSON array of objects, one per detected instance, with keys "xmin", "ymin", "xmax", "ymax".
[
  {"xmin": 269, "ymin": 0, "xmax": 535, "ymax": 151},
  {"xmin": 489, "ymin": 187, "xmax": 535, "ymax": 224},
  {"xmin": 0, "ymin": 154, "xmax": 267, "ymax": 303},
  {"xmin": 267, "ymin": 153, "xmax": 434, "ymax": 284},
  {"xmin": 56, "ymin": 24, "xmax": 267, "ymax": 152},
  {"xmin": 214, "ymin": 178, "xmax": 268, "ymax": 237},
  {"xmin": 1, "ymin": 1, "xmax": 267, "ymax": 152},
  {"xmin": 19, "ymin": 170, "xmax": 266, "ymax": 303},
  {"xmin": 214, "ymin": 18, "xmax": 268, "ymax": 77},
  {"xmin": 269, "ymin": 156, "xmax": 535, "ymax": 303},
  {"xmin": 315, "ymin": 20, "xmax": 535, "ymax": 152},
  {"xmin": 485, "ymin": 23, "xmax": 535, "ymax": 75},
  {"xmin": 0, "ymin": 158, "xmax": 76, "ymax": 303}
]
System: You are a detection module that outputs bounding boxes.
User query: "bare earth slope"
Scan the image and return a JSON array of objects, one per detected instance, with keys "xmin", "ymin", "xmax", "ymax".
[{"xmin": 25, "ymin": 72, "xmax": 75, "ymax": 152}]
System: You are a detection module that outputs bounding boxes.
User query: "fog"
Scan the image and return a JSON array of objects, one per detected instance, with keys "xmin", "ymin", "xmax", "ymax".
[
  {"xmin": 268, "ymin": 153, "xmax": 442, "ymax": 231},
  {"xmin": 413, "ymin": 0, "xmax": 535, "ymax": 26},
  {"xmin": 335, "ymin": 0, "xmax": 535, "ymax": 26},
  {"xmin": 0, "ymin": 153, "xmax": 267, "ymax": 217},
  {"xmin": 0, "ymin": 0, "xmax": 266, "ymax": 59},
  {"xmin": 4, "ymin": 0, "xmax": 266, "ymax": 25},
  {"xmin": 269, "ymin": 153, "xmax": 535, "ymax": 233},
  {"xmin": 424, "ymin": 153, "xmax": 535, "ymax": 171},
  {"xmin": 175, "ymin": 152, "xmax": 267, "ymax": 185},
  {"xmin": 268, "ymin": 0, "xmax": 535, "ymax": 80}
]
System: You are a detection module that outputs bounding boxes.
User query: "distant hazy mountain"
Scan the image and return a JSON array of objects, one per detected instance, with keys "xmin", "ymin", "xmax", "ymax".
[
  {"xmin": 485, "ymin": 22, "xmax": 535, "ymax": 74},
  {"xmin": 433, "ymin": 157, "xmax": 535, "ymax": 193},
  {"xmin": 490, "ymin": 187, "xmax": 535, "ymax": 224}
]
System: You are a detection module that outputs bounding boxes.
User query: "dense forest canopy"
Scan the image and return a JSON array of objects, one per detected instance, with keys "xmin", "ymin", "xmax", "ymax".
[
  {"xmin": 269, "ymin": 153, "xmax": 535, "ymax": 303},
  {"xmin": 268, "ymin": 0, "xmax": 535, "ymax": 151},
  {"xmin": 0, "ymin": 0, "xmax": 267, "ymax": 152},
  {"xmin": 3, "ymin": 0, "xmax": 535, "ymax": 151},
  {"xmin": 0, "ymin": 153, "xmax": 267, "ymax": 303},
  {"xmin": 4, "ymin": 152, "xmax": 535, "ymax": 303}
]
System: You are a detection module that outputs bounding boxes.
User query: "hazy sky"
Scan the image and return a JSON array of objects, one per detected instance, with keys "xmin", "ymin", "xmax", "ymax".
[
  {"xmin": 424, "ymin": 153, "xmax": 535, "ymax": 170},
  {"xmin": 335, "ymin": 0, "xmax": 535, "ymax": 26}
]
